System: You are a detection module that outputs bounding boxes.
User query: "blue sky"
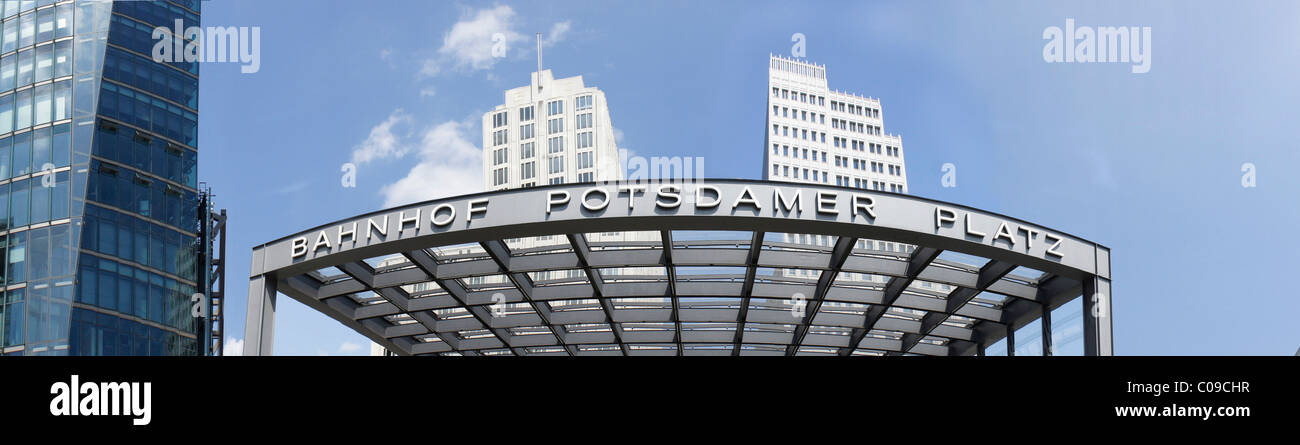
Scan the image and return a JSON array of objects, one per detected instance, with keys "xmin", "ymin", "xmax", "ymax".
[{"xmin": 197, "ymin": 0, "xmax": 1300, "ymax": 355}]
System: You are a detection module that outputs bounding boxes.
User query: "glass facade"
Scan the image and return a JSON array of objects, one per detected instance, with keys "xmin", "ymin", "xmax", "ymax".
[{"xmin": 0, "ymin": 0, "xmax": 200, "ymax": 356}]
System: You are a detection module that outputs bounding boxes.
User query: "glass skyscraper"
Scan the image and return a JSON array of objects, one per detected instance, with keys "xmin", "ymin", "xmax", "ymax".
[{"xmin": 0, "ymin": 0, "xmax": 202, "ymax": 356}]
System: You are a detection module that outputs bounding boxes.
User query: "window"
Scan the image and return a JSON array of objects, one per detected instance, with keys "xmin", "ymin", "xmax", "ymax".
[
  {"xmin": 548, "ymin": 155, "xmax": 564, "ymax": 174},
  {"xmin": 519, "ymin": 123, "xmax": 534, "ymax": 140},
  {"xmin": 576, "ymin": 113, "xmax": 592, "ymax": 129},
  {"xmin": 578, "ymin": 172, "xmax": 593, "ymax": 182},
  {"xmin": 547, "ymin": 100, "xmax": 563, "ymax": 116},
  {"xmin": 521, "ymin": 161, "xmax": 535, "ymax": 180},
  {"xmin": 576, "ymin": 94, "xmax": 593, "ymax": 110},
  {"xmin": 1, "ymin": 16, "xmax": 14, "ymax": 54},
  {"xmin": 576, "ymin": 131, "xmax": 593, "ymax": 149},
  {"xmin": 0, "ymin": 53, "xmax": 12, "ymax": 91},
  {"xmin": 519, "ymin": 105, "xmax": 534, "ymax": 122},
  {"xmin": 577, "ymin": 151, "xmax": 593, "ymax": 169},
  {"xmin": 492, "ymin": 111, "xmax": 507, "ymax": 128},
  {"xmin": 492, "ymin": 167, "xmax": 508, "ymax": 186},
  {"xmin": 492, "ymin": 147, "xmax": 508, "ymax": 165},
  {"xmin": 491, "ymin": 129, "xmax": 507, "ymax": 146},
  {"xmin": 547, "ymin": 136, "xmax": 563, "ymax": 154},
  {"xmin": 34, "ymin": 41, "xmax": 50, "ymax": 82},
  {"xmin": 33, "ymin": 82, "xmax": 49, "ymax": 125},
  {"xmin": 14, "ymin": 87, "xmax": 29, "ymax": 130},
  {"xmin": 16, "ymin": 48, "xmax": 31, "ymax": 86},
  {"xmin": 547, "ymin": 117, "xmax": 563, "ymax": 134},
  {"xmin": 520, "ymin": 141, "xmax": 535, "ymax": 159}
]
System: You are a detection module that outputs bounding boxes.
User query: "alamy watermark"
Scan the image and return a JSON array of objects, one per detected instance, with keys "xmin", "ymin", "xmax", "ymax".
[
  {"xmin": 151, "ymin": 20, "xmax": 261, "ymax": 74},
  {"xmin": 1240, "ymin": 162, "xmax": 1256, "ymax": 188},
  {"xmin": 1043, "ymin": 19, "xmax": 1151, "ymax": 74}
]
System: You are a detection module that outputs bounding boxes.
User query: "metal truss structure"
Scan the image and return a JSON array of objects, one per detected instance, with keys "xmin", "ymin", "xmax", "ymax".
[{"xmin": 244, "ymin": 180, "xmax": 1112, "ymax": 356}]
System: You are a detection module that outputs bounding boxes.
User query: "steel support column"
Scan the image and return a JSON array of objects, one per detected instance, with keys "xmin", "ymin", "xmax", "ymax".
[
  {"xmin": 1005, "ymin": 323, "xmax": 1015, "ymax": 357},
  {"xmin": 1040, "ymin": 302, "xmax": 1053, "ymax": 356},
  {"xmin": 244, "ymin": 273, "xmax": 277, "ymax": 356},
  {"xmin": 1082, "ymin": 274, "xmax": 1113, "ymax": 356}
]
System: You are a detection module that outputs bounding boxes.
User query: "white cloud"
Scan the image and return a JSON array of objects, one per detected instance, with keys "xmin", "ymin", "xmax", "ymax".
[
  {"xmin": 350, "ymin": 109, "xmax": 412, "ymax": 164},
  {"xmin": 418, "ymin": 6, "xmax": 575, "ymax": 79},
  {"xmin": 419, "ymin": 87, "xmax": 436, "ymax": 98},
  {"xmin": 424, "ymin": 5, "xmax": 524, "ymax": 77},
  {"xmin": 224, "ymin": 337, "xmax": 244, "ymax": 356},
  {"xmin": 543, "ymin": 21, "xmax": 571, "ymax": 47},
  {"xmin": 380, "ymin": 120, "xmax": 483, "ymax": 207},
  {"xmin": 418, "ymin": 58, "xmax": 441, "ymax": 78},
  {"xmin": 338, "ymin": 341, "xmax": 362, "ymax": 354}
]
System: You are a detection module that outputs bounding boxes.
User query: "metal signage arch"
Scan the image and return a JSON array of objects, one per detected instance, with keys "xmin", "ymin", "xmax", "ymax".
[{"xmin": 244, "ymin": 179, "xmax": 1112, "ymax": 356}]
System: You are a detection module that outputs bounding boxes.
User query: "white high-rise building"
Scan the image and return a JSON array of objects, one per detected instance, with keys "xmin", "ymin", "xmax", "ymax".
[
  {"xmin": 761, "ymin": 55, "xmax": 950, "ymax": 300},
  {"xmin": 763, "ymin": 54, "xmax": 908, "ymax": 193},
  {"xmin": 482, "ymin": 69, "xmax": 622, "ymax": 189}
]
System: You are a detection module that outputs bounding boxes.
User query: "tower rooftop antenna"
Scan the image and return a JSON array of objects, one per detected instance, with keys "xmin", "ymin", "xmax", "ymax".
[{"xmin": 536, "ymin": 32, "xmax": 543, "ymax": 93}]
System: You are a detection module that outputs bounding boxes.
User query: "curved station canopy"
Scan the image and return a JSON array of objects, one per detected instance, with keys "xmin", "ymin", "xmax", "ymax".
[{"xmin": 244, "ymin": 179, "xmax": 1111, "ymax": 356}]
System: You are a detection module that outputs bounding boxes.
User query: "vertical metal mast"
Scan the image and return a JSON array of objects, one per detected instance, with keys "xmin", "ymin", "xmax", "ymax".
[{"xmin": 537, "ymin": 32, "xmax": 543, "ymax": 93}]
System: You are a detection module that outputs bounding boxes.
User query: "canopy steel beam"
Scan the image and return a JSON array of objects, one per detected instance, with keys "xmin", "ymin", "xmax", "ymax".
[{"xmin": 244, "ymin": 180, "xmax": 1109, "ymax": 357}]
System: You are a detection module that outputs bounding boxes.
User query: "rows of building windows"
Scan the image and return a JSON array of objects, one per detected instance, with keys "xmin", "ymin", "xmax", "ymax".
[
  {"xmin": 0, "ymin": 168, "xmax": 70, "ymax": 230},
  {"xmin": 106, "ymin": 11, "xmax": 197, "ymax": 76},
  {"xmin": 93, "ymin": 118, "xmax": 197, "ymax": 188},
  {"xmin": 98, "ymin": 82, "xmax": 198, "ymax": 147},
  {"xmin": 84, "ymin": 158, "xmax": 197, "ymax": 231},
  {"xmin": 771, "ymin": 84, "xmax": 884, "ymax": 128},
  {"xmin": 0, "ymin": 79, "xmax": 72, "ymax": 138},
  {"xmin": 74, "ymin": 250, "xmax": 196, "ymax": 333},
  {"xmin": 833, "ymin": 174, "xmax": 904, "ymax": 193},
  {"xmin": 0, "ymin": 222, "xmax": 75, "ymax": 287},
  {"xmin": 0, "ymin": 40, "xmax": 72, "ymax": 92},
  {"xmin": 773, "ymin": 105, "xmax": 825, "ymax": 125},
  {"xmin": 63, "ymin": 307, "xmax": 198, "ymax": 356},
  {"xmin": 770, "ymin": 163, "xmax": 828, "ymax": 183},
  {"xmin": 772, "ymin": 144, "xmax": 826, "ymax": 163},
  {"xmin": 0, "ymin": 122, "xmax": 68, "ymax": 178},
  {"xmin": 79, "ymin": 201, "xmax": 196, "ymax": 280},
  {"xmin": 834, "ymin": 138, "xmax": 900, "ymax": 158},
  {"xmin": 1, "ymin": 285, "xmax": 201, "ymax": 356},
  {"xmin": 0, "ymin": 2, "xmax": 72, "ymax": 53},
  {"xmin": 831, "ymin": 118, "xmax": 881, "ymax": 136},
  {"xmin": 103, "ymin": 45, "xmax": 198, "ymax": 110},
  {"xmin": 772, "ymin": 124, "xmax": 826, "ymax": 144},
  {"xmin": 110, "ymin": 0, "xmax": 197, "ymax": 29},
  {"xmin": 829, "ymin": 99, "xmax": 879, "ymax": 119},
  {"xmin": 772, "ymin": 86, "xmax": 826, "ymax": 107},
  {"xmin": 830, "ymin": 155, "xmax": 903, "ymax": 177},
  {"xmin": 2, "ymin": 1, "xmax": 70, "ymax": 20},
  {"xmin": 1, "ymin": 281, "xmax": 70, "ymax": 351},
  {"xmin": 771, "ymin": 143, "xmax": 902, "ymax": 176}
]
